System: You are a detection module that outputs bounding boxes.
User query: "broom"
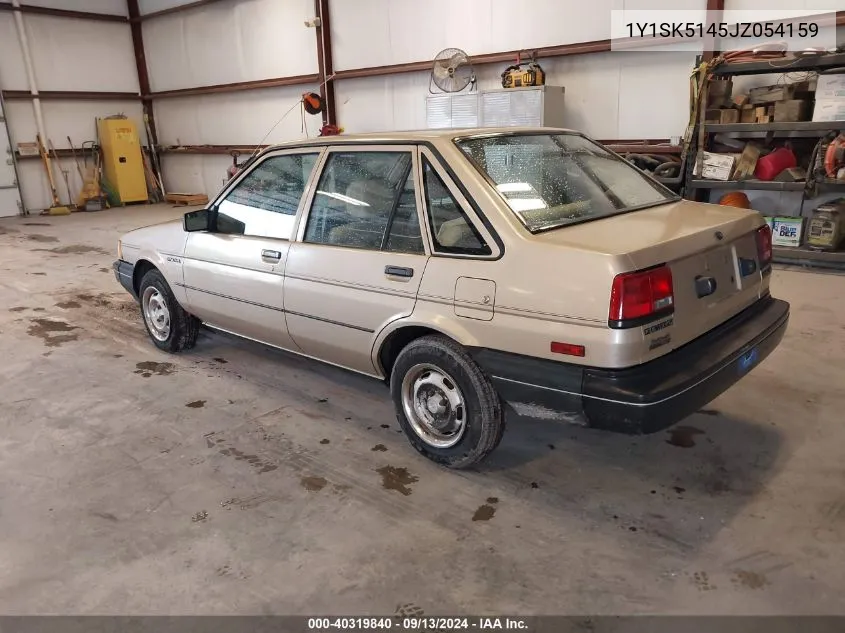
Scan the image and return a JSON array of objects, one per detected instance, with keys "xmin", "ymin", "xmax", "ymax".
[{"xmin": 36, "ymin": 134, "xmax": 71, "ymax": 215}]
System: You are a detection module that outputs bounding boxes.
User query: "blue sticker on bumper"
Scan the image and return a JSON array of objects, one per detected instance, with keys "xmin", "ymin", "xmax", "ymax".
[{"xmin": 738, "ymin": 347, "xmax": 759, "ymax": 374}]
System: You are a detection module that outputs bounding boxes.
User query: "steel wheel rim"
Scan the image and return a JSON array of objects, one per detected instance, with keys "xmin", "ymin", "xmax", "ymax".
[
  {"xmin": 142, "ymin": 286, "xmax": 171, "ymax": 342},
  {"xmin": 401, "ymin": 363, "xmax": 467, "ymax": 448}
]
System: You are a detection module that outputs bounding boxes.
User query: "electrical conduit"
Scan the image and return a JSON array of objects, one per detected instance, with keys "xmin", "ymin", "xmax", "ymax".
[{"xmin": 11, "ymin": 0, "xmax": 49, "ymax": 160}]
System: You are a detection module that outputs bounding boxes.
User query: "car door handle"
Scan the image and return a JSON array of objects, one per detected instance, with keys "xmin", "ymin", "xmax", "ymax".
[
  {"xmin": 261, "ymin": 249, "xmax": 281, "ymax": 261},
  {"xmin": 385, "ymin": 265, "xmax": 414, "ymax": 278}
]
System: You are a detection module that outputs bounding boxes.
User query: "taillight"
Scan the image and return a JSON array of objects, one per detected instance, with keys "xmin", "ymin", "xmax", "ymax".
[
  {"xmin": 756, "ymin": 224, "xmax": 772, "ymax": 268},
  {"xmin": 609, "ymin": 265, "xmax": 674, "ymax": 328}
]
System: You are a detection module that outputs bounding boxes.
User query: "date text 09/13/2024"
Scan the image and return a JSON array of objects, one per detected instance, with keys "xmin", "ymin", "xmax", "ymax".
[
  {"xmin": 307, "ymin": 617, "xmax": 529, "ymax": 630},
  {"xmin": 625, "ymin": 21, "xmax": 820, "ymax": 39}
]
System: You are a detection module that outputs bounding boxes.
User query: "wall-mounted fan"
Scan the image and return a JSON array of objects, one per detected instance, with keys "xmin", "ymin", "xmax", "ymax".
[{"xmin": 429, "ymin": 48, "xmax": 476, "ymax": 94}]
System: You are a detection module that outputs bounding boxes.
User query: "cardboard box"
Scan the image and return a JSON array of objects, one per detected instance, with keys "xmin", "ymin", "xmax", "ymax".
[
  {"xmin": 774, "ymin": 100, "xmax": 811, "ymax": 123},
  {"xmin": 816, "ymin": 73, "xmax": 845, "ymax": 100},
  {"xmin": 765, "ymin": 216, "xmax": 805, "ymax": 247},
  {"xmin": 695, "ymin": 151, "xmax": 736, "ymax": 181},
  {"xmin": 812, "ymin": 99, "xmax": 845, "ymax": 122},
  {"xmin": 816, "ymin": 86, "xmax": 845, "ymax": 100},
  {"xmin": 17, "ymin": 142, "xmax": 39, "ymax": 157}
]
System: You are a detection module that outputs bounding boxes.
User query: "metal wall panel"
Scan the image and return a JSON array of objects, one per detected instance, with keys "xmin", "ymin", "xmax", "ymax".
[
  {"xmin": 0, "ymin": 14, "xmax": 29, "ymax": 90},
  {"xmin": 22, "ymin": 16, "xmax": 138, "ymax": 92},
  {"xmin": 138, "ymin": 0, "xmax": 208, "ymax": 14},
  {"xmin": 159, "ymin": 153, "xmax": 232, "ymax": 199},
  {"xmin": 152, "ymin": 85, "xmax": 321, "ymax": 146},
  {"xmin": 4, "ymin": 100, "xmax": 146, "ymax": 148},
  {"xmin": 142, "ymin": 0, "xmax": 318, "ymax": 92},
  {"xmin": 0, "ymin": 0, "xmax": 129, "ymax": 14},
  {"xmin": 335, "ymin": 50, "xmax": 697, "ymax": 140},
  {"xmin": 328, "ymin": 0, "xmax": 705, "ymax": 71}
]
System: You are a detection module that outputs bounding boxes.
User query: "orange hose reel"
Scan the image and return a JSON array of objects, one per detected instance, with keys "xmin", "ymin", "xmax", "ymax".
[
  {"xmin": 824, "ymin": 134, "xmax": 845, "ymax": 179},
  {"xmin": 718, "ymin": 191, "xmax": 751, "ymax": 209}
]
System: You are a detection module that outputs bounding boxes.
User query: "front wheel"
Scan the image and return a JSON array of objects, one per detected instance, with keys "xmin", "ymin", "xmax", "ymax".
[
  {"xmin": 139, "ymin": 269, "xmax": 200, "ymax": 353},
  {"xmin": 390, "ymin": 335, "xmax": 504, "ymax": 469}
]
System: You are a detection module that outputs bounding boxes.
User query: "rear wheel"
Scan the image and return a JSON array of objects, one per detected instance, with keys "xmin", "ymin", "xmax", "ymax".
[
  {"xmin": 139, "ymin": 269, "xmax": 200, "ymax": 353},
  {"xmin": 390, "ymin": 335, "xmax": 504, "ymax": 469}
]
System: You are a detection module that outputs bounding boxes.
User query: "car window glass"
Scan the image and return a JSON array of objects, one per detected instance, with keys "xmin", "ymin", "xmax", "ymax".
[
  {"xmin": 385, "ymin": 173, "xmax": 424, "ymax": 254},
  {"xmin": 217, "ymin": 153, "xmax": 318, "ymax": 239},
  {"xmin": 304, "ymin": 152, "xmax": 417, "ymax": 251},
  {"xmin": 457, "ymin": 134, "xmax": 674, "ymax": 232},
  {"xmin": 422, "ymin": 158, "xmax": 490, "ymax": 256}
]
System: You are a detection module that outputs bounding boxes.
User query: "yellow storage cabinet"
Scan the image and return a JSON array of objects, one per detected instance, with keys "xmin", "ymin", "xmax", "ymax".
[{"xmin": 98, "ymin": 117, "xmax": 148, "ymax": 204}]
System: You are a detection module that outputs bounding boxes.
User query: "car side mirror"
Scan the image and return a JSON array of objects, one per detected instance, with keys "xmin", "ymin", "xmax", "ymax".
[{"xmin": 184, "ymin": 209, "xmax": 211, "ymax": 232}]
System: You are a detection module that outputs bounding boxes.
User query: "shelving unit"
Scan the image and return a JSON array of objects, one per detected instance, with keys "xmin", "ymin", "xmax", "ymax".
[{"xmin": 683, "ymin": 54, "xmax": 845, "ymax": 270}]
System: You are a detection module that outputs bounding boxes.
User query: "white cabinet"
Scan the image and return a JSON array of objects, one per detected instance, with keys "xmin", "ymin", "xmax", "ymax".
[
  {"xmin": 481, "ymin": 86, "xmax": 566, "ymax": 128},
  {"xmin": 425, "ymin": 93, "xmax": 481, "ymax": 129},
  {"xmin": 425, "ymin": 86, "xmax": 565, "ymax": 130}
]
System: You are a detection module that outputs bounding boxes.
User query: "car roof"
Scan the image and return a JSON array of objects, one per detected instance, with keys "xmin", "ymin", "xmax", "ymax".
[{"xmin": 261, "ymin": 127, "xmax": 578, "ymax": 151}]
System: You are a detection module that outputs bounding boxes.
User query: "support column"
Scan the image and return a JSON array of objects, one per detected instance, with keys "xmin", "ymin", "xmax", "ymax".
[{"xmin": 314, "ymin": 0, "xmax": 336, "ymax": 127}]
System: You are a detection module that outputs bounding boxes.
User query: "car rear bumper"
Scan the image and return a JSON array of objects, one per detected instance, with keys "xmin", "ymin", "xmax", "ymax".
[
  {"xmin": 471, "ymin": 296, "xmax": 789, "ymax": 434},
  {"xmin": 113, "ymin": 260, "xmax": 136, "ymax": 300}
]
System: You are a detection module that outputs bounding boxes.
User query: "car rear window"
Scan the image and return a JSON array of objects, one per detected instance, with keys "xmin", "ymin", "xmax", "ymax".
[{"xmin": 455, "ymin": 133, "xmax": 678, "ymax": 233}]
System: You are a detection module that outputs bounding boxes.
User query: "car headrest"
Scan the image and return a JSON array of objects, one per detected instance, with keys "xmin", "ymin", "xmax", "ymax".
[
  {"xmin": 345, "ymin": 180, "xmax": 394, "ymax": 220},
  {"xmin": 437, "ymin": 217, "xmax": 472, "ymax": 247}
]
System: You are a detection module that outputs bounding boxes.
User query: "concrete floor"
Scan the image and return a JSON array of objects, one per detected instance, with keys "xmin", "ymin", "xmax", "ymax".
[{"xmin": 1, "ymin": 203, "xmax": 844, "ymax": 616}]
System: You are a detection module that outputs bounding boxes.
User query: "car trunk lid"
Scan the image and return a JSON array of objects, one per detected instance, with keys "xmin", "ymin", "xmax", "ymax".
[{"xmin": 531, "ymin": 199, "xmax": 769, "ymax": 357}]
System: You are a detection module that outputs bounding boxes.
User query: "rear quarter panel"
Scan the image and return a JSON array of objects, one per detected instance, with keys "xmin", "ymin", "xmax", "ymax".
[{"xmin": 389, "ymin": 245, "xmax": 640, "ymax": 370}]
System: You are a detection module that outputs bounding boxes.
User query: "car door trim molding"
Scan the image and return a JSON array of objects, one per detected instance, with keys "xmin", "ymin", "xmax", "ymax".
[
  {"xmin": 285, "ymin": 309, "xmax": 375, "ymax": 333},
  {"xmin": 285, "ymin": 271, "xmax": 418, "ymax": 300},
  {"xmin": 177, "ymin": 282, "xmax": 374, "ymax": 332},
  {"xmin": 416, "ymin": 294, "xmax": 603, "ymax": 325},
  {"xmin": 176, "ymin": 283, "xmax": 285, "ymax": 313},
  {"xmin": 180, "ymin": 255, "xmax": 282, "ymax": 276}
]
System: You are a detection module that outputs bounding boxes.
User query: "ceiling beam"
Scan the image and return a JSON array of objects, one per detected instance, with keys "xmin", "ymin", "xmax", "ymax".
[
  {"xmin": 314, "ymin": 0, "xmax": 336, "ymax": 127},
  {"xmin": 132, "ymin": 0, "xmax": 232, "ymax": 21},
  {"xmin": 701, "ymin": 0, "xmax": 726, "ymax": 63},
  {"xmin": 146, "ymin": 74, "xmax": 320, "ymax": 99},
  {"xmin": 332, "ymin": 40, "xmax": 612, "ymax": 81},
  {"xmin": 2, "ymin": 90, "xmax": 141, "ymax": 101},
  {"xmin": 0, "ymin": 3, "xmax": 127, "ymax": 22}
]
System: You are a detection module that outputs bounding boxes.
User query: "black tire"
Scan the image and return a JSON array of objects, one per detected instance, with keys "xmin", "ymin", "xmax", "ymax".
[
  {"xmin": 390, "ymin": 335, "xmax": 504, "ymax": 469},
  {"xmin": 138, "ymin": 268, "xmax": 200, "ymax": 353}
]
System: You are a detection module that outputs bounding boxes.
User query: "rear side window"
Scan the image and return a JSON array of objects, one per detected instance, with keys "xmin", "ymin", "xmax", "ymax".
[
  {"xmin": 217, "ymin": 153, "xmax": 318, "ymax": 239},
  {"xmin": 422, "ymin": 158, "xmax": 490, "ymax": 256},
  {"xmin": 304, "ymin": 151, "xmax": 424, "ymax": 254}
]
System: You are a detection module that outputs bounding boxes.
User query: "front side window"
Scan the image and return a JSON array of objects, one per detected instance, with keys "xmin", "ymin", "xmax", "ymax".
[
  {"xmin": 216, "ymin": 152, "xmax": 319, "ymax": 239},
  {"xmin": 304, "ymin": 151, "xmax": 424, "ymax": 254},
  {"xmin": 456, "ymin": 133, "xmax": 677, "ymax": 233}
]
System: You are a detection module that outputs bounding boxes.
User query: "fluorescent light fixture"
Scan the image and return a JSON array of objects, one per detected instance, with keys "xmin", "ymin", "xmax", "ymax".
[
  {"xmin": 497, "ymin": 182, "xmax": 533, "ymax": 193},
  {"xmin": 507, "ymin": 198, "xmax": 547, "ymax": 212},
  {"xmin": 316, "ymin": 191, "xmax": 370, "ymax": 206}
]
